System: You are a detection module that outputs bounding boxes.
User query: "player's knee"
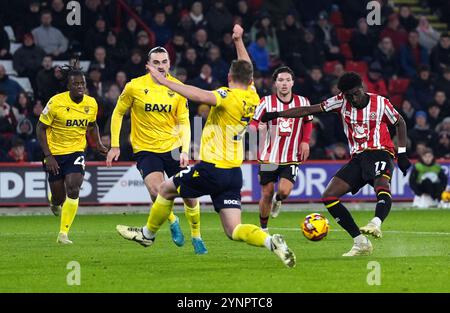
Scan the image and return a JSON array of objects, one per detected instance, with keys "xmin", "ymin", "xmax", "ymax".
[
  {"xmin": 183, "ymin": 198, "xmax": 197, "ymax": 208},
  {"xmin": 277, "ymin": 189, "xmax": 290, "ymax": 200},
  {"xmin": 52, "ymin": 194, "xmax": 66, "ymax": 206},
  {"xmin": 66, "ymin": 185, "xmax": 80, "ymax": 199},
  {"xmin": 149, "ymin": 184, "xmax": 160, "ymax": 198},
  {"xmin": 261, "ymin": 189, "xmax": 274, "ymax": 200}
]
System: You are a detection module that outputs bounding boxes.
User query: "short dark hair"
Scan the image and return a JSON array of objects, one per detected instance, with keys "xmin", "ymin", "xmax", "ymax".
[
  {"xmin": 337, "ymin": 72, "xmax": 362, "ymax": 93},
  {"xmin": 230, "ymin": 60, "xmax": 253, "ymax": 85},
  {"xmin": 148, "ymin": 46, "xmax": 168, "ymax": 58},
  {"xmin": 272, "ymin": 66, "xmax": 295, "ymax": 81}
]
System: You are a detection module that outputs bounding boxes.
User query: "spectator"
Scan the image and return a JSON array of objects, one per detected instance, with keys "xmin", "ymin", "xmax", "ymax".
[
  {"xmin": 373, "ymin": 36, "xmax": 400, "ymax": 80},
  {"xmin": 301, "ymin": 67, "xmax": 329, "ymax": 104},
  {"xmin": 90, "ymin": 46, "xmax": 116, "ymax": 83},
  {"xmin": 427, "ymin": 104, "xmax": 442, "ymax": 130},
  {"xmin": 350, "ymin": 18, "xmax": 376, "ymax": 62},
  {"xmin": 313, "ymin": 11, "xmax": 343, "ymax": 63},
  {"xmin": 206, "ymin": 45, "xmax": 228, "ymax": 85},
  {"xmin": 0, "ymin": 89, "xmax": 17, "ymax": 137},
  {"xmin": 436, "ymin": 131, "xmax": 450, "ymax": 159},
  {"xmin": 50, "ymin": 0, "xmax": 71, "ymax": 38},
  {"xmin": 206, "ymin": 0, "xmax": 234, "ymax": 42},
  {"xmin": 17, "ymin": 1, "xmax": 41, "ymax": 35},
  {"xmin": 250, "ymin": 12, "xmax": 280, "ymax": 59},
  {"xmin": 179, "ymin": 47, "xmax": 202, "ymax": 80},
  {"xmin": 436, "ymin": 117, "xmax": 450, "ymax": 134},
  {"xmin": 192, "ymin": 28, "xmax": 213, "ymax": 62},
  {"xmin": 189, "ymin": 1, "xmax": 208, "ymax": 30},
  {"xmin": 119, "ymin": 18, "xmax": 139, "ymax": 49},
  {"xmin": 0, "ymin": 65, "xmax": 24, "ymax": 105},
  {"xmin": 31, "ymin": 10, "xmax": 68, "ymax": 59},
  {"xmin": 248, "ymin": 32, "xmax": 270, "ymax": 74},
  {"xmin": 165, "ymin": 32, "xmax": 187, "ymax": 66},
  {"xmin": 234, "ymin": 0, "xmax": 254, "ymax": 31},
  {"xmin": 173, "ymin": 67, "xmax": 187, "ymax": 83},
  {"xmin": 162, "ymin": 2, "xmax": 178, "ymax": 30},
  {"xmin": 405, "ymin": 65, "xmax": 435, "ymax": 110},
  {"xmin": 35, "ymin": 55, "xmax": 60, "ymax": 103},
  {"xmin": 176, "ymin": 13, "xmax": 195, "ymax": 42},
  {"xmin": 435, "ymin": 67, "xmax": 450, "ymax": 97},
  {"xmin": 278, "ymin": 13, "xmax": 304, "ymax": 72},
  {"xmin": 115, "ymin": 71, "xmax": 128, "ymax": 91},
  {"xmin": 410, "ymin": 148, "xmax": 447, "ymax": 208},
  {"xmin": 398, "ymin": 5, "xmax": 418, "ymax": 32},
  {"xmin": 122, "ymin": 49, "xmax": 146, "ymax": 79},
  {"xmin": 84, "ymin": 15, "xmax": 109, "ymax": 59},
  {"xmin": 151, "ymin": 11, "xmax": 172, "ymax": 47},
  {"xmin": 400, "ymin": 30, "xmax": 429, "ymax": 78},
  {"xmin": 416, "ymin": 16, "xmax": 440, "ymax": 53},
  {"xmin": 408, "ymin": 110, "xmax": 438, "ymax": 150},
  {"xmin": 0, "ymin": 21, "xmax": 11, "ymax": 60},
  {"xmin": 189, "ymin": 64, "xmax": 220, "ymax": 91},
  {"xmin": 134, "ymin": 31, "xmax": 152, "ymax": 55},
  {"xmin": 218, "ymin": 32, "xmax": 236, "ymax": 63},
  {"xmin": 105, "ymin": 31, "xmax": 129, "ymax": 65},
  {"xmin": 399, "ymin": 99, "xmax": 416, "ymax": 129},
  {"xmin": 12, "ymin": 33, "xmax": 45, "ymax": 87},
  {"xmin": 262, "ymin": 0, "xmax": 296, "ymax": 25},
  {"xmin": 253, "ymin": 71, "xmax": 271, "ymax": 97},
  {"xmin": 99, "ymin": 84, "xmax": 121, "ymax": 133},
  {"xmin": 0, "ymin": 137, "xmax": 28, "ymax": 162},
  {"xmin": 328, "ymin": 61, "xmax": 345, "ymax": 81},
  {"xmin": 86, "ymin": 65, "xmax": 104, "ymax": 100},
  {"xmin": 363, "ymin": 62, "xmax": 388, "ymax": 96},
  {"xmin": 308, "ymin": 129, "xmax": 327, "ymax": 160},
  {"xmin": 428, "ymin": 90, "xmax": 449, "ymax": 118},
  {"xmin": 430, "ymin": 33, "xmax": 450, "ymax": 74},
  {"xmin": 380, "ymin": 13, "xmax": 408, "ymax": 51},
  {"xmin": 28, "ymin": 99, "xmax": 43, "ymax": 136},
  {"xmin": 13, "ymin": 92, "xmax": 33, "ymax": 122}
]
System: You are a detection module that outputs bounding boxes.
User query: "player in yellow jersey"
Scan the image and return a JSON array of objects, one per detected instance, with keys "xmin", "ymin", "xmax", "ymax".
[
  {"xmin": 106, "ymin": 46, "xmax": 207, "ymax": 254},
  {"xmin": 36, "ymin": 66, "xmax": 108, "ymax": 244},
  {"xmin": 116, "ymin": 25, "xmax": 296, "ymax": 268}
]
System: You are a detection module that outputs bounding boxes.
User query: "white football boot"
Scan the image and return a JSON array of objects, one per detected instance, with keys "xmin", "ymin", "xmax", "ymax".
[
  {"xmin": 271, "ymin": 197, "xmax": 282, "ymax": 218},
  {"xmin": 360, "ymin": 222, "xmax": 382, "ymax": 238},
  {"xmin": 56, "ymin": 232, "xmax": 73, "ymax": 245},
  {"xmin": 116, "ymin": 225, "xmax": 155, "ymax": 247},
  {"xmin": 342, "ymin": 236, "xmax": 373, "ymax": 257},
  {"xmin": 271, "ymin": 234, "xmax": 296, "ymax": 268}
]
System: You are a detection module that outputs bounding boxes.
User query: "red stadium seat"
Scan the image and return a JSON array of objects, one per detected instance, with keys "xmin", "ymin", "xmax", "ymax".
[
  {"xmin": 345, "ymin": 61, "xmax": 368, "ymax": 75},
  {"xmin": 389, "ymin": 94, "xmax": 404, "ymax": 108},
  {"xmin": 340, "ymin": 43, "xmax": 353, "ymax": 60},
  {"xmin": 336, "ymin": 28, "xmax": 354, "ymax": 44},
  {"xmin": 323, "ymin": 61, "xmax": 341, "ymax": 75},
  {"xmin": 388, "ymin": 78, "xmax": 410, "ymax": 95},
  {"xmin": 329, "ymin": 11, "xmax": 344, "ymax": 27}
]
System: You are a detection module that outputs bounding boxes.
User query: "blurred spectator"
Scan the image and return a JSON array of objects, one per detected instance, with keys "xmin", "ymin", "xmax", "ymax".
[
  {"xmin": 350, "ymin": 18, "xmax": 376, "ymax": 62},
  {"xmin": 206, "ymin": 0, "xmax": 234, "ymax": 42},
  {"xmin": 179, "ymin": 47, "xmax": 202, "ymax": 80},
  {"xmin": 363, "ymin": 62, "xmax": 388, "ymax": 96},
  {"xmin": 189, "ymin": 2, "xmax": 208, "ymax": 30},
  {"xmin": 0, "ymin": 89, "xmax": 17, "ymax": 137},
  {"xmin": 313, "ymin": 11, "xmax": 343, "ymax": 63},
  {"xmin": 218, "ymin": 33, "xmax": 236, "ymax": 63},
  {"xmin": 134, "ymin": 31, "xmax": 152, "ymax": 55},
  {"xmin": 84, "ymin": 15, "xmax": 109, "ymax": 59},
  {"xmin": 408, "ymin": 110, "xmax": 438, "ymax": 150},
  {"xmin": 193, "ymin": 28, "xmax": 213, "ymax": 62},
  {"xmin": 278, "ymin": 13, "xmax": 304, "ymax": 72},
  {"xmin": 105, "ymin": 31, "xmax": 129, "ymax": 65},
  {"xmin": 296, "ymin": 28, "xmax": 326, "ymax": 77},
  {"xmin": 17, "ymin": 1, "xmax": 41, "ymax": 35},
  {"xmin": 301, "ymin": 67, "xmax": 329, "ymax": 104},
  {"xmin": 398, "ymin": 5, "xmax": 418, "ymax": 32},
  {"xmin": 410, "ymin": 148, "xmax": 447, "ymax": 208},
  {"xmin": 430, "ymin": 33, "xmax": 450, "ymax": 74},
  {"xmin": 405, "ymin": 65, "xmax": 435, "ymax": 110},
  {"xmin": 86, "ymin": 65, "xmax": 104, "ymax": 100},
  {"xmin": 248, "ymin": 33, "xmax": 270, "ymax": 74},
  {"xmin": 427, "ymin": 104, "xmax": 442, "ymax": 130},
  {"xmin": 234, "ymin": 0, "xmax": 254, "ymax": 31},
  {"xmin": 0, "ymin": 21, "xmax": 11, "ymax": 60},
  {"xmin": 207, "ymin": 45, "xmax": 229, "ymax": 85},
  {"xmin": 36, "ymin": 55, "xmax": 60, "ymax": 103},
  {"xmin": 253, "ymin": 71, "xmax": 271, "ymax": 97},
  {"xmin": 31, "ymin": 10, "xmax": 68, "ymax": 59},
  {"xmin": 380, "ymin": 13, "xmax": 408, "ymax": 51},
  {"xmin": 122, "ymin": 49, "xmax": 146, "ymax": 79},
  {"xmin": 250, "ymin": 12, "xmax": 280, "ymax": 59},
  {"xmin": 435, "ymin": 67, "xmax": 450, "ymax": 97},
  {"xmin": 373, "ymin": 37, "xmax": 400, "ymax": 80},
  {"xmin": 177, "ymin": 13, "xmax": 195, "ymax": 42},
  {"xmin": 0, "ymin": 65, "xmax": 24, "ymax": 105},
  {"xmin": 328, "ymin": 61, "xmax": 345, "ymax": 81},
  {"xmin": 327, "ymin": 142, "xmax": 350, "ymax": 160},
  {"xmin": 436, "ymin": 131, "xmax": 450, "ymax": 159},
  {"xmin": 28, "ymin": 100, "xmax": 43, "ymax": 136},
  {"xmin": 99, "ymin": 84, "xmax": 121, "ymax": 133},
  {"xmin": 189, "ymin": 64, "xmax": 221, "ymax": 90},
  {"xmin": 436, "ymin": 117, "xmax": 450, "ymax": 134},
  {"xmin": 400, "ymin": 30, "xmax": 429, "ymax": 78},
  {"xmin": 0, "ymin": 137, "xmax": 28, "ymax": 162},
  {"xmin": 308, "ymin": 129, "xmax": 327, "ymax": 160},
  {"xmin": 262, "ymin": 0, "xmax": 296, "ymax": 25},
  {"xmin": 173, "ymin": 67, "xmax": 188, "ymax": 83},
  {"xmin": 115, "ymin": 71, "xmax": 128, "ymax": 91},
  {"xmin": 399, "ymin": 99, "xmax": 416, "ymax": 129},
  {"xmin": 162, "ymin": 2, "xmax": 177, "ymax": 30},
  {"xmin": 428, "ymin": 90, "xmax": 449, "ymax": 118},
  {"xmin": 89, "ymin": 46, "xmax": 117, "ymax": 82},
  {"xmin": 152, "ymin": 11, "xmax": 172, "ymax": 47},
  {"xmin": 50, "ymin": 0, "xmax": 71, "ymax": 38},
  {"xmin": 13, "ymin": 33, "xmax": 45, "ymax": 87},
  {"xmin": 119, "ymin": 18, "xmax": 139, "ymax": 49},
  {"xmin": 416, "ymin": 16, "xmax": 440, "ymax": 53},
  {"xmin": 165, "ymin": 32, "xmax": 188, "ymax": 66},
  {"xmin": 13, "ymin": 92, "xmax": 33, "ymax": 122}
]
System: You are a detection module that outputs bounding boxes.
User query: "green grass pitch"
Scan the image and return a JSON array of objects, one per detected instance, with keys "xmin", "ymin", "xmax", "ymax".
[{"xmin": 0, "ymin": 209, "xmax": 449, "ymax": 292}]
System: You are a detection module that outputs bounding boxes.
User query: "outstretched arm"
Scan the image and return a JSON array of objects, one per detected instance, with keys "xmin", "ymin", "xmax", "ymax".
[
  {"xmin": 232, "ymin": 24, "xmax": 251, "ymax": 64},
  {"xmin": 261, "ymin": 104, "xmax": 324, "ymax": 122}
]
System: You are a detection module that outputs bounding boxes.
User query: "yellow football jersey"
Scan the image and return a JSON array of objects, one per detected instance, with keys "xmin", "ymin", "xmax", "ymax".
[
  {"xmin": 200, "ymin": 85, "xmax": 260, "ymax": 168},
  {"xmin": 111, "ymin": 73, "xmax": 190, "ymax": 154},
  {"xmin": 39, "ymin": 91, "xmax": 98, "ymax": 155}
]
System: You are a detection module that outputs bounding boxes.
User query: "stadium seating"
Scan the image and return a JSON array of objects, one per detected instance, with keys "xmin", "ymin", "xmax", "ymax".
[
  {"xmin": 336, "ymin": 28, "xmax": 354, "ymax": 44},
  {"xmin": 0, "ymin": 60, "xmax": 18, "ymax": 75},
  {"xmin": 329, "ymin": 11, "xmax": 344, "ymax": 27},
  {"xmin": 345, "ymin": 61, "xmax": 368, "ymax": 75},
  {"xmin": 323, "ymin": 60, "xmax": 341, "ymax": 75},
  {"xmin": 388, "ymin": 78, "xmax": 410, "ymax": 95},
  {"xmin": 340, "ymin": 43, "xmax": 353, "ymax": 59},
  {"xmin": 10, "ymin": 76, "xmax": 33, "ymax": 95}
]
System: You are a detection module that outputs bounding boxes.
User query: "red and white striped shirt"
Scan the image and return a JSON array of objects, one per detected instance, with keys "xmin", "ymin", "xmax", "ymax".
[
  {"xmin": 252, "ymin": 94, "xmax": 313, "ymax": 164},
  {"xmin": 321, "ymin": 93, "xmax": 399, "ymax": 155}
]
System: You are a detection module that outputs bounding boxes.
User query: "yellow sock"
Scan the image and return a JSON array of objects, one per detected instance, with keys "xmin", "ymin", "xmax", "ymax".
[
  {"xmin": 184, "ymin": 202, "xmax": 201, "ymax": 238},
  {"xmin": 59, "ymin": 197, "xmax": 79, "ymax": 234},
  {"xmin": 231, "ymin": 224, "xmax": 269, "ymax": 247},
  {"xmin": 146, "ymin": 195, "xmax": 174, "ymax": 233},
  {"xmin": 167, "ymin": 211, "xmax": 177, "ymax": 224}
]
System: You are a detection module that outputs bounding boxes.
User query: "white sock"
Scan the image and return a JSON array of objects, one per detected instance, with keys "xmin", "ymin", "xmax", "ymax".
[
  {"xmin": 370, "ymin": 217, "xmax": 382, "ymax": 227},
  {"xmin": 142, "ymin": 226, "xmax": 155, "ymax": 239},
  {"xmin": 264, "ymin": 236, "xmax": 272, "ymax": 251},
  {"xmin": 354, "ymin": 234, "xmax": 367, "ymax": 244}
]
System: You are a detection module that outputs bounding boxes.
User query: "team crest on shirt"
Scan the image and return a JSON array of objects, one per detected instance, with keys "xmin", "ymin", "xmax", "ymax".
[
  {"xmin": 144, "ymin": 89, "xmax": 149, "ymax": 94},
  {"xmin": 278, "ymin": 118, "xmax": 293, "ymax": 137},
  {"xmin": 217, "ymin": 89, "xmax": 228, "ymax": 98},
  {"xmin": 84, "ymin": 106, "xmax": 89, "ymax": 114},
  {"xmin": 167, "ymin": 90, "xmax": 175, "ymax": 97},
  {"xmin": 353, "ymin": 123, "xmax": 369, "ymax": 143},
  {"xmin": 370, "ymin": 112, "xmax": 377, "ymax": 120}
]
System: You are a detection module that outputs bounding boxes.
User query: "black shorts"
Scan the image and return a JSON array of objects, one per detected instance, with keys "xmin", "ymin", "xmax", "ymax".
[
  {"xmin": 134, "ymin": 148, "xmax": 182, "ymax": 179},
  {"xmin": 43, "ymin": 152, "xmax": 85, "ymax": 182},
  {"xmin": 335, "ymin": 150, "xmax": 394, "ymax": 194},
  {"xmin": 258, "ymin": 163, "xmax": 299, "ymax": 185},
  {"xmin": 172, "ymin": 161, "xmax": 243, "ymax": 213}
]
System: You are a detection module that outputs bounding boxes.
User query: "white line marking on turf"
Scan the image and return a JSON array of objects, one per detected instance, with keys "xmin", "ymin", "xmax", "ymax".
[{"xmin": 270, "ymin": 227, "xmax": 450, "ymax": 236}]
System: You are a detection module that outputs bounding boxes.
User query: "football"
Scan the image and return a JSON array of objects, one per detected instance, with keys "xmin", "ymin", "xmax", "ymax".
[{"xmin": 302, "ymin": 213, "xmax": 330, "ymax": 241}]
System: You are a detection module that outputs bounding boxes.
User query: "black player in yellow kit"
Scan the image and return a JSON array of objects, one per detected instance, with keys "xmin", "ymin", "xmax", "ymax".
[
  {"xmin": 36, "ymin": 66, "xmax": 108, "ymax": 244},
  {"xmin": 116, "ymin": 25, "xmax": 296, "ymax": 268},
  {"xmin": 106, "ymin": 47, "xmax": 207, "ymax": 254}
]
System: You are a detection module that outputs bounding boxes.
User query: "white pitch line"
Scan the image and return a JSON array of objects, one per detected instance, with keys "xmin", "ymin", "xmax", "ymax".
[{"xmin": 270, "ymin": 227, "xmax": 450, "ymax": 236}]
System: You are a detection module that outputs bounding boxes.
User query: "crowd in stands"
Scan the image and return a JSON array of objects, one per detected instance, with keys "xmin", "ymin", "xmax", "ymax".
[{"xmin": 0, "ymin": 0, "xmax": 449, "ymax": 163}]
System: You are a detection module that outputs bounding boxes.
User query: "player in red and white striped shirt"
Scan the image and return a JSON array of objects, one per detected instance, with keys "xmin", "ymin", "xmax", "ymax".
[
  {"xmin": 261, "ymin": 72, "xmax": 412, "ymax": 256},
  {"xmin": 251, "ymin": 66, "xmax": 312, "ymax": 232}
]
